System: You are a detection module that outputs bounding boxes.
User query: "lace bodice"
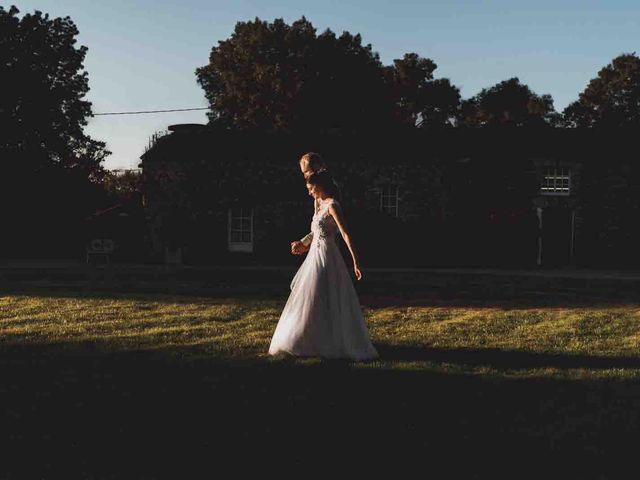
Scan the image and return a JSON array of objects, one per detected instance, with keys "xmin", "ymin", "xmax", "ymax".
[{"xmin": 311, "ymin": 198, "xmax": 339, "ymax": 243}]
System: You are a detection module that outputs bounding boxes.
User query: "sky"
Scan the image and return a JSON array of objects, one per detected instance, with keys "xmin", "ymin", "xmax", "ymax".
[{"xmin": 10, "ymin": 0, "xmax": 640, "ymax": 170}]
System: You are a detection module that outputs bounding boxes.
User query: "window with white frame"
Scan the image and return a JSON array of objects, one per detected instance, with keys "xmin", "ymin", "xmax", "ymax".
[
  {"xmin": 380, "ymin": 186, "xmax": 399, "ymax": 217},
  {"xmin": 228, "ymin": 207, "xmax": 253, "ymax": 252},
  {"xmin": 541, "ymin": 167, "xmax": 571, "ymax": 196}
]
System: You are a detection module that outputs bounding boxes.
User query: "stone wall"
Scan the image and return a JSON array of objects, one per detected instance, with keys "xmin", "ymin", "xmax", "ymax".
[{"xmin": 139, "ymin": 126, "xmax": 640, "ymax": 267}]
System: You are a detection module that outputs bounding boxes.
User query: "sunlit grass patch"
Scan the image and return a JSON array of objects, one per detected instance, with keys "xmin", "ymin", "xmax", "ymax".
[
  {"xmin": 0, "ymin": 293, "xmax": 282, "ymax": 356},
  {"xmin": 1, "ymin": 291, "xmax": 640, "ymax": 378}
]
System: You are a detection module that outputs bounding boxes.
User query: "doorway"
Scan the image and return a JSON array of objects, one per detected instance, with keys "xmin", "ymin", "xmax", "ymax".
[{"xmin": 540, "ymin": 207, "xmax": 574, "ymax": 266}]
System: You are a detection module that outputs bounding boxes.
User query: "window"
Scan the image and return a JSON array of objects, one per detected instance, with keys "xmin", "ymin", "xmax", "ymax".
[
  {"xmin": 380, "ymin": 186, "xmax": 399, "ymax": 217},
  {"xmin": 541, "ymin": 167, "xmax": 570, "ymax": 196},
  {"xmin": 228, "ymin": 207, "xmax": 253, "ymax": 252}
]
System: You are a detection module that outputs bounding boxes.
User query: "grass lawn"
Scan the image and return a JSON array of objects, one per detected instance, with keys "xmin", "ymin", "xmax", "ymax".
[{"xmin": 2, "ymin": 273, "xmax": 640, "ymax": 478}]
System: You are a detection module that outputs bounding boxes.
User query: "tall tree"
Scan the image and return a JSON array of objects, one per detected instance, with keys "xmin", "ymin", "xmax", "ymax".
[
  {"xmin": 387, "ymin": 53, "xmax": 436, "ymax": 126},
  {"xmin": 418, "ymin": 78, "xmax": 462, "ymax": 128},
  {"xmin": 198, "ymin": 17, "xmax": 440, "ymax": 134},
  {"xmin": 460, "ymin": 77, "xmax": 559, "ymax": 127},
  {"xmin": 563, "ymin": 53, "xmax": 640, "ymax": 127},
  {"xmin": 386, "ymin": 53, "xmax": 461, "ymax": 128},
  {"xmin": 195, "ymin": 17, "xmax": 315, "ymax": 131},
  {"xmin": 197, "ymin": 20, "xmax": 464, "ymax": 133},
  {"xmin": 0, "ymin": 6, "xmax": 109, "ymax": 180},
  {"xmin": 295, "ymin": 26, "xmax": 394, "ymax": 134},
  {"xmin": 0, "ymin": 6, "xmax": 110, "ymax": 256}
]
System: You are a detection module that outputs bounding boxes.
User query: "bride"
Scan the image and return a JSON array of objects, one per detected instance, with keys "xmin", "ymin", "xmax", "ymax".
[{"xmin": 268, "ymin": 170, "xmax": 379, "ymax": 361}]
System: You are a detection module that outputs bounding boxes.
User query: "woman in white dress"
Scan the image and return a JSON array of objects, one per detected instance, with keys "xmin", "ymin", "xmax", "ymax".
[
  {"xmin": 290, "ymin": 152, "xmax": 341, "ymax": 256},
  {"xmin": 268, "ymin": 170, "xmax": 379, "ymax": 361}
]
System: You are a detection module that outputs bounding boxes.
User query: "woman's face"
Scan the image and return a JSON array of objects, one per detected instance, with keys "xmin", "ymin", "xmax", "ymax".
[{"xmin": 306, "ymin": 182, "xmax": 321, "ymax": 199}]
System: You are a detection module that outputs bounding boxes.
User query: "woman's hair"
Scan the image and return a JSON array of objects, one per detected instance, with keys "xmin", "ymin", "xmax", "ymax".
[
  {"xmin": 306, "ymin": 170, "xmax": 338, "ymax": 197},
  {"xmin": 299, "ymin": 152, "xmax": 326, "ymax": 172}
]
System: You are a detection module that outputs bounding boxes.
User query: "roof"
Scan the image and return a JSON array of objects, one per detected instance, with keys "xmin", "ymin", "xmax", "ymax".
[{"xmin": 138, "ymin": 125, "xmax": 640, "ymax": 166}]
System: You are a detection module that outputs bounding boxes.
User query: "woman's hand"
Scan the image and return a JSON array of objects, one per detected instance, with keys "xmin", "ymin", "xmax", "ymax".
[
  {"xmin": 353, "ymin": 263, "xmax": 362, "ymax": 281},
  {"xmin": 290, "ymin": 241, "xmax": 309, "ymax": 255}
]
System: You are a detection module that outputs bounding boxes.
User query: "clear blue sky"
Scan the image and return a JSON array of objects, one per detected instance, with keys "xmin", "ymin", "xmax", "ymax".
[{"xmin": 11, "ymin": 0, "xmax": 640, "ymax": 170}]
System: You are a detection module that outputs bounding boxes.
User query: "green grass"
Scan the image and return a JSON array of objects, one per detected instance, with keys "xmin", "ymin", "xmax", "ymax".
[
  {"xmin": 2, "ymin": 291, "xmax": 640, "ymax": 377},
  {"xmin": 2, "ymin": 286, "xmax": 640, "ymax": 477}
]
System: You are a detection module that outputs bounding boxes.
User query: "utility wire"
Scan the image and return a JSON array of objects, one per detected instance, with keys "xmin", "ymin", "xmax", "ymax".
[{"xmin": 94, "ymin": 107, "xmax": 209, "ymax": 116}]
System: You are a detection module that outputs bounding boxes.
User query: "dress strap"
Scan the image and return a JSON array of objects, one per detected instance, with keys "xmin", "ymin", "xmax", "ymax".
[{"xmin": 319, "ymin": 197, "xmax": 337, "ymax": 212}]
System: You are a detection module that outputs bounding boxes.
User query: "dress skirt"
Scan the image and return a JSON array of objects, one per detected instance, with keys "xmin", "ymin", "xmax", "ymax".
[{"xmin": 268, "ymin": 236, "xmax": 378, "ymax": 361}]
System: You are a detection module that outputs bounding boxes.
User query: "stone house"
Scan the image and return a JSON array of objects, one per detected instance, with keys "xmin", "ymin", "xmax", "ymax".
[{"xmin": 139, "ymin": 124, "xmax": 639, "ymax": 267}]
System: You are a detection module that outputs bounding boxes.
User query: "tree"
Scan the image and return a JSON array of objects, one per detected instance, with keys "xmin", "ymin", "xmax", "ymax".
[
  {"xmin": 196, "ymin": 19, "xmax": 465, "ymax": 133},
  {"xmin": 563, "ymin": 53, "xmax": 640, "ymax": 127},
  {"xmin": 196, "ymin": 17, "xmax": 315, "ymax": 131},
  {"xmin": 386, "ymin": 53, "xmax": 436, "ymax": 126},
  {"xmin": 296, "ymin": 27, "xmax": 395, "ymax": 134},
  {"xmin": 199, "ymin": 17, "xmax": 470, "ymax": 134},
  {"xmin": 0, "ymin": 6, "xmax": 110, "ymax": 257},
  {"xmin": 460, "ymin": 77, "xmax": 560, "ymax": 127},
  {"xmin": 103, "ymin": 169, "xmax": 142, "ymax": 202},
  {"xmin": 0, "ymin": 6, "xmax": 109, "ymax": 178},
  {"xmin": 385, "ymin": 53, "xmax": 461, "ymax": 128},
  {"xmin": 418, "ymin": 78, "xmax": 462, "ymax": 128},
  {"xmin": 196, "ymin": 16, "xmax": 398, "ymax": 134}
]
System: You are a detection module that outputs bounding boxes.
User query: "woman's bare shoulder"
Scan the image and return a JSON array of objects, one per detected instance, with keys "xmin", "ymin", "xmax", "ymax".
[{"xmin": 326, "ymin": 197, "xmax": 342, "ymax": 211}]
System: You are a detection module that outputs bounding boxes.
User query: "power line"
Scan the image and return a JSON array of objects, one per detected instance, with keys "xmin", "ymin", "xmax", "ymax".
[{"xmin": 94, "ymin": 107, "xmax": 209, "ymax": 116}]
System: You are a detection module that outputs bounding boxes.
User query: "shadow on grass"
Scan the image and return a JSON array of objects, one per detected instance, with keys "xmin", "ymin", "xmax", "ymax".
[
  {"xmin": 360, "ymin": 294, "xmax": 640, "ymax": 309},
  {"xmin": 0, "ymin": 285, "xmax": 283, "ymax": 305},
  {"xmin": 376, "ymin": 344, "xmax": 640, "ymax": 370},
  {"xmin": 0, "ymin": 341, "xmax": 639, "ymax": 478},
  {"xmin": 3, "ymin": 283, "xmax": 640, "ymax": 311}
]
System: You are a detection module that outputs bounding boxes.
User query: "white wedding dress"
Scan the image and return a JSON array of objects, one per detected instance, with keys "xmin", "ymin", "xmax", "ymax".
[{"xmin": 268, "ymin": 197, "xmax": 379, "ymax": 361}]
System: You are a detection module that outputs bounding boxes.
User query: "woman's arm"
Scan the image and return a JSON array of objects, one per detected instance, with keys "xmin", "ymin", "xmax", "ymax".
[
  {"xmin": 328, "ymin": 201, "xmax": 362, "ymax": 280},
  {"xmin": 299, "ymin": 231, "xmax": 313, "ymax": 246}
]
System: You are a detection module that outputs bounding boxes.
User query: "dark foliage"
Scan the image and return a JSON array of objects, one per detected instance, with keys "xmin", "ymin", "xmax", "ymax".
[
  {"xmin": 0, "ymin": 6, "xmax": 111, "ymax": 257},
  {"xmin": 195, "ymin": 17, "xmax": 460, "ymax": 134},
  {"xmin": 460, "ymin": 77, "xmax": 560, "ymax": 127},
  {"xmin": 563, "ymin": 53, "xmax": 640, "ymax": 127}
]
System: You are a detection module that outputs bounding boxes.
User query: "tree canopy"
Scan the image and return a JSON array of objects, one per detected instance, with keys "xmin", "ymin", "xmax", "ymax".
[
  {"xmin": 0, "ymin": 5, "xmax": 109, "ymax": 181},
  {"xmin": 387, "ymin": 53, "xmax": 461, "ymax": 128},
  {"xmin": 563, "ymin": 53, "xmax": 640, "ymax": 128},
  {"xmin": 196, "ymin": 17, "xmax": 459, "ymax": 134},
  {"xmin": 460, "ymin": 77, "xmax": 559, "ymax": 127},
  {"xmin": 0, "ymin": 5, "xmax": 111, "ymax": 256}
]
